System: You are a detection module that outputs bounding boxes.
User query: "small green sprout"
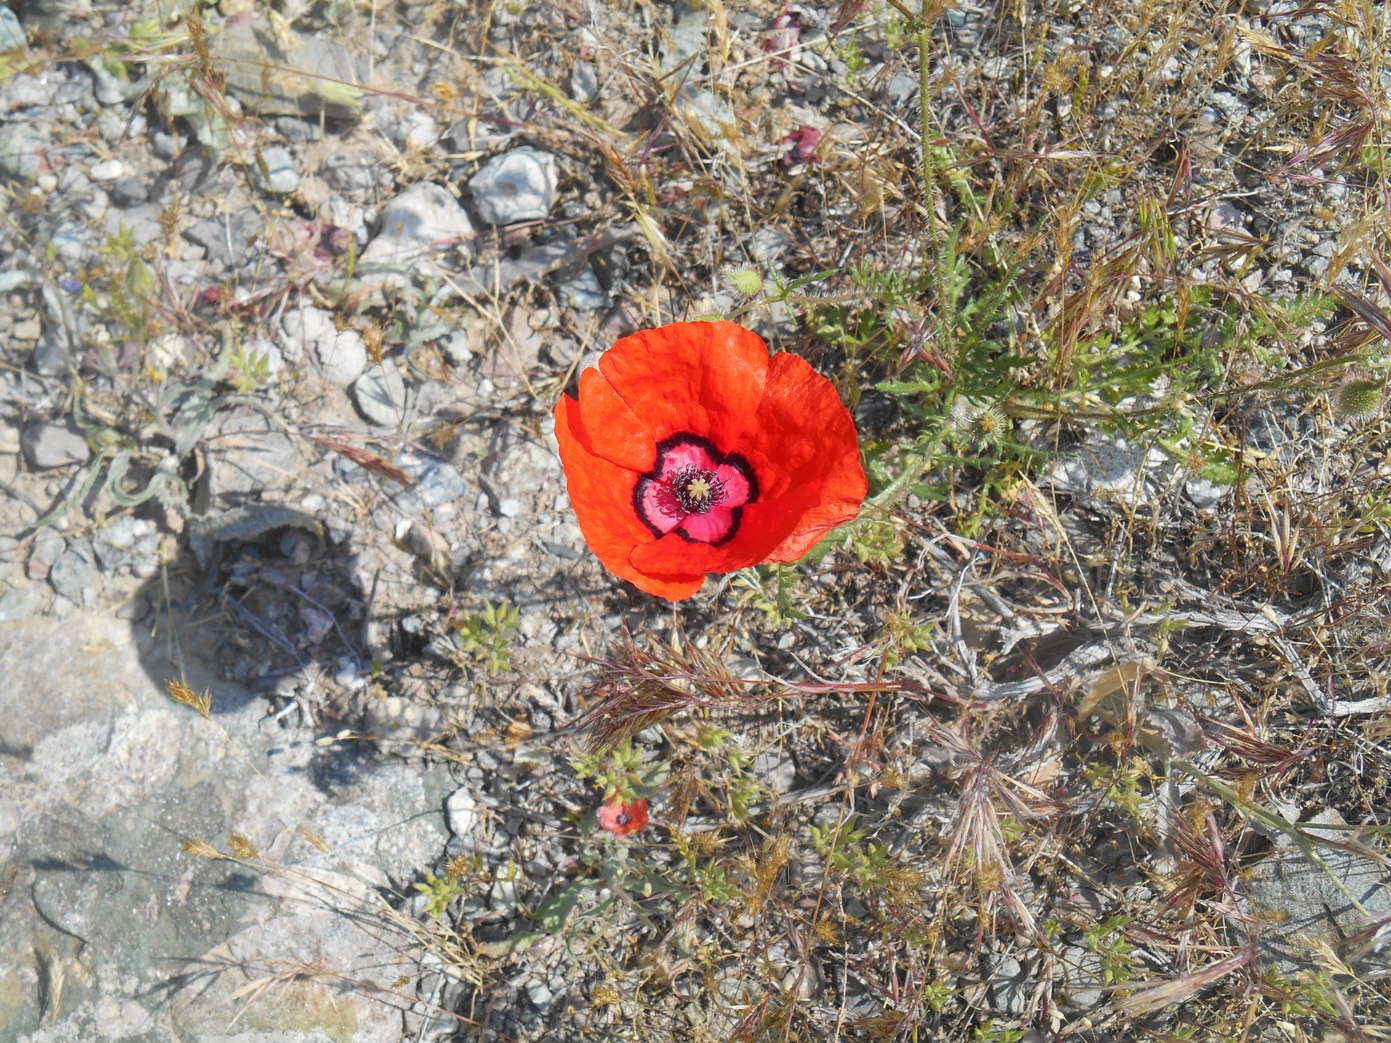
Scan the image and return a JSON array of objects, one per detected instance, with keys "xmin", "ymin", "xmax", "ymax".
[
  {"xmin": 450, "ymin": 600, "xmax": 520, "ymax": 675},
  {"xmin": 226, "ymin": 344, "xmax": 273, "ymax": 393},
  {"xmin": 413, "ymin": 870, "xmax": 466, "ymax": 920}
]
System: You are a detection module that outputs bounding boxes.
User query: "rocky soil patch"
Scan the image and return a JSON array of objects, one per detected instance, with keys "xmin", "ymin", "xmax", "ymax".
[{"xmin": 3, "ymin": 0, "xmax": 1391, "ymax": 1041}]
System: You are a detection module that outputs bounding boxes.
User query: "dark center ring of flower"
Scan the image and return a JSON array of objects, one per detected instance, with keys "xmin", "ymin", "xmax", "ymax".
[
  {"xmin": 670, "ymin": 465, "xmax": 726, "ymax": 514},
  {"xmin": 632, "ymin": 432, "xmax": 758, "ymax": 546}
]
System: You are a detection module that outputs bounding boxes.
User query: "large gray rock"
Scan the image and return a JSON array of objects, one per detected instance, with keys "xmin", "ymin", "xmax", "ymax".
[
  {"xmin": 205, "ymin": 407, "xmax": 299, "ymax": 504},
  {"xmin": 211, "ymin": 17, "xmax": 362, "ymax": 119},
  {"xmin": 0, "ymin": 613, "xmax": 450, "ymax": 1040},
  {"xmin": 1238, "ymin": 808, "xmax": 1391, "ymax": 979},
  {"xmin": 21, "ymin": 420, "xmax": 89, "ymax": 469}
]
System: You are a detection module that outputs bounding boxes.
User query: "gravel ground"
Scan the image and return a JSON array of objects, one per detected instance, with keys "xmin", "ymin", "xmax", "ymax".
[{"xmin": 3, "ymin": 0, "xmax": 1391, "ymax": 1041}]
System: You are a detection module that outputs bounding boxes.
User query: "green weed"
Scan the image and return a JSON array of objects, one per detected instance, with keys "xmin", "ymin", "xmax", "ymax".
[{"xmin": 449, "ymin": 601, "xmax": 520, "ymax": 676}]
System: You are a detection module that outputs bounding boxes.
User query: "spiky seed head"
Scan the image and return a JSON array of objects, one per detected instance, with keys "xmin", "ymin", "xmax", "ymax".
[
  {"xmin": 726, "ymin": 268, "xmax": 765, "ymax": 297},
  {"xmin": 1337, "ymin": 378, "xmax": 1384, "ymax": 417}
]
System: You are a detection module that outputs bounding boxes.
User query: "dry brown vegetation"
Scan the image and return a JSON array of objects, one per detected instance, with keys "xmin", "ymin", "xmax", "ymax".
[{"xmin": 9, "ymin": 0, "xmax": 1391, "ymax": 1039}]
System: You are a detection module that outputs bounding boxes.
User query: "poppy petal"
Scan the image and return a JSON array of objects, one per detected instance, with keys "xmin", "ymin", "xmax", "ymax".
[
  {"xmin": 655, "ymin": 439, "xmax": 720, "ymax": 479},
  {"xmin": 677, "ymin": 505, "xmax": 737, "ymax": 544},
  {"xmin": 571, "ymin": 364, "xmax": 658, "ymax": 473},
  {"xmin": 711, "ymin": 461, "xmax": 754, "ymax": 507},
  {"xmin": 765, "ymin": 456, "xmax": 869, "ymax": 562},
  {"xmin": 733, "ymin": 350, "xmax": 867, "ymax": 557},
  {"xmin": 555, "ymin": 395, "xmax": 705, "ymax": 599},
  {"xmin": 630, "ymin": 482, "xmax": 822, "ymax": 577},
  {"xmin": 635, "ymin": 478, "xmax": 686, "ymax": 536},
  {"xmin": 580, "ymin": 322, "xmax": 770, "ymax": 462}
]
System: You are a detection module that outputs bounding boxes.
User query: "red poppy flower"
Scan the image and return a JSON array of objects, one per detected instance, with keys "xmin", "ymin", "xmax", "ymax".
[
  {"xmin": 554, "ymin": 321, "xmax": 867, "ymax": 600},
  {"xmin": 597, "ymin": 797, "xmax": 649, "ymax": 837}
]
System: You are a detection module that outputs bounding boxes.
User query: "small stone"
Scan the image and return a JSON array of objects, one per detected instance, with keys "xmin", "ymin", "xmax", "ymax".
[
  {"xmin": 357, "ymin": 181, "xmax": 475, "ymax": 288},
  {"xmin": 468, "ymin": 147, "xmax": 558, "ymax": 226},
  {"xmin": 89, "ymin": 158, "xmax": 126, "ymax": 181},
  {"xmin": 49, "ymin": 538, "xmax": 99, "ymax": 606},
  {"xmin": 183, "ymin": 210, "xmax": 261, "ymax": 269},
  {"xmin": 273, "ymin": 115, "xmax": 320, "ymax": 143},
  {"xmin": 322, "ymin": 151, "xmax": 382, "ymax": 194},
  {"xmin": 11, "ymin": 317, "xmax": 40, "ymax": 340},
  {"xmin": 985, "ymin": 953, "xmax": 1029, "ymax": 1015},
  {"xmin": 406, "ymin": 520, "xmax": 449, "ymax": 563},
  {"xmin": 497, "ymin": 498, "xmax": 521, "ymax": 518},
  {"xmin": 569, "ymin": 60, "xmax": 599, "ymax": 105},
  {"xmin": 33, "ymin": 330, "xmax": 69, "ymax": 375},
  {"xmin": 314, "ymin": 327, "xmax": 367, "ymax": 387},
  {"xmin": 50, "ymin": 224, "xmax": 89, "ymax": 263},
  {"xmin": 352, "ymin": 361, "xmax": 408, "ymax": 427},
  {"xmin": 556, "ymin": 265, "xmax": 609, "ymax": 311},
  {"xmin": 108, "ymin": 176, "xmax": 149, "ymax": 207},
  {"xmin": 1058, "ymin": 944, "xmax": 1107, "ymax": 1009},
  {"xmin": 84, "ymin": 58, "xmax": 139, "ymax": 105},
  {"xmin": 92, "ymin": 517, "xmax": 160, "ymax": 576},
  {"xmin": 280, "ymin": 302, "xmax": 333, "ymax": 362},
  {"xmin": 21, "ymin": 421, "xmax": 90, "ymax": 470},
  {"xmin": 0, "ymin": 583, "xmax": 45, "ymax": 623},
  {"xmin": 401, "ymin": 110, "xmax": 439, "ymax": 151},
  {"xmin": 0, "ymin": 123, "xmax": 46, "ymax": 182},
  {"xmin": 0, "ymin": 3, "xmax": 25, "ymax": 50},
  {"xmin": 753, "ymin": 747, "xmax": 795, "ymax": 794},
  {"xmin": 27, "ymin": 531, "xmax": 65, "ymax": 581},
  {"xmin": 1207, "ymin": 199, "xmax": 1245, "ymax": 231},
  {"xmin": 489, "ymin": 878, "xmax": 517, "ymax": 915},
  {"xmin": 334, "ymin": 663, "xmax": 370, "ymax": 690},
  {"xmin": 0, "ymin": 537, "xmax": 21, "ymax": 579},
  {"xmin": 1, "ymin": 74, "xmax": 48, "ymax": 111},
  {"xmin": 250, "ymin": 144, "xmax": 300, "ymax": 195},
  {"xmin": 393, "ymin": 451, "xmax": 469, "ymax": 509},
  {"xmin": 525, "ymin": 979, "xmax": 554, "ymax": 1009},
  {"xmin": 438, "ymin": 328, "xmax": 472, "ymax": 366},
  {"xmin": 445, "ymin": 787, "xmax": 480, "ymax": 840},
  {"xmin": 1184, "ymin": 474, "xmax": 1228, "ymax": 510}
]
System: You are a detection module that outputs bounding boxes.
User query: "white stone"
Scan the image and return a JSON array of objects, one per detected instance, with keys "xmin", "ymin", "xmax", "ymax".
[
  {"xmin": 468, "ymin": 146, "xmax": 557, "ymax": 225},
  {"xmin": 358, "ymin": 181, "xmax": 475, "ymax": 288},
  {"xmin": 352, "ymin": 360, "xmax": 408, "ymax": 427},
  {"xmin": 89, "ymin": 158, "xmax": 126, "ymax": 182},
  {"xmin": 445, "ymin": 787, "xmax": 480, "ymax": 839},
  {"xmin": 280, "ymin": 302, "xmax": 333, "ymax": 356},
  {"xmin": 315, "ymin": 327, "xmax": 367, "ymax": 387},
  {"xmin": 401, "ymin": 110, "xmax": 439, "ymax": 151}
]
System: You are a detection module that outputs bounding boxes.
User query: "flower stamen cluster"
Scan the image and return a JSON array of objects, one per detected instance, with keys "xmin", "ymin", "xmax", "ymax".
[{"xmin": 669, "ymin": 466, "xmax": 725, "ymax": 514}]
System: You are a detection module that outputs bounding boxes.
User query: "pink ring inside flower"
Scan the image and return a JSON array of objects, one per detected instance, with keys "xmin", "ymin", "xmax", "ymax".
[{"xmin": 633, "ymin": 433, "xmax": 758, "ymax": 546}]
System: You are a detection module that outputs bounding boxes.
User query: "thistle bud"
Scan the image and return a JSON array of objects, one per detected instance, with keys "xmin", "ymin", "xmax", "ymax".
[
  {"xmin": 1336, "ymin": 378, "xmax": 1384, "ymax": 417},
  {"xmin": 726, "ymin": 268, "xmax": 765, "ymax": 297}
]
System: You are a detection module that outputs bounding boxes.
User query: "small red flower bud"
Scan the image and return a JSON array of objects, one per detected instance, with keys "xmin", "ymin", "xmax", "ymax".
[{"xmin": 597, "ymin": 798, "xmax": 649, "ymax": 837}]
